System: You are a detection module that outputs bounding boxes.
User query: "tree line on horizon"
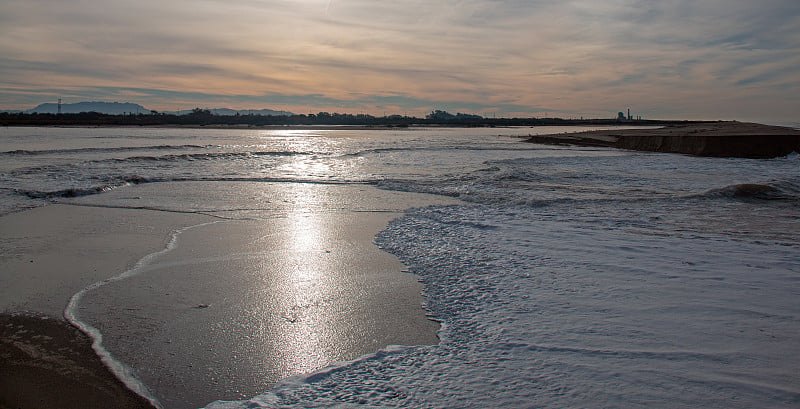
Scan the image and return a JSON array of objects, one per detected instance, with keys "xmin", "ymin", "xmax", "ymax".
[{"xmin": 0, "ymin": 108, "xmax": 682, "ymax": 127}]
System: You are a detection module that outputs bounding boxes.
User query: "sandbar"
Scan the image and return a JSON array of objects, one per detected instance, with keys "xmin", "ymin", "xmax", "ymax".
[{"xmin": 526, "ymin": 121, "xmax": 800, "ymax": 158}]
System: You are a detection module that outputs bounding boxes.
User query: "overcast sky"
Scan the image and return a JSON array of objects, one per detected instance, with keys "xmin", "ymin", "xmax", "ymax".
[{"xmin": 1, "ymin": 0, "xmax": 798, "ymax": 121}]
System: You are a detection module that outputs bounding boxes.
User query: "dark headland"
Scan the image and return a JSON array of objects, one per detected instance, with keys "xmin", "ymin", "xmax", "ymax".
[{"xmin": 526, "ymin": 122, "xmax": 800, "ymax": 158}]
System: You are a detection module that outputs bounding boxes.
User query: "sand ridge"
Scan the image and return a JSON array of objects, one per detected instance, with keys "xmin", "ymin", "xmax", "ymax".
[{"xmin": 527, "ymin": 122, "xmax": 800, "ymax": 158}]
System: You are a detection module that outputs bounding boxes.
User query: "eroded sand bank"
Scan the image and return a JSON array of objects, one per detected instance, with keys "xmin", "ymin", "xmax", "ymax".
[{"xmin": 527, "ymin": 122, "xmax": 800, "ymax": 158}]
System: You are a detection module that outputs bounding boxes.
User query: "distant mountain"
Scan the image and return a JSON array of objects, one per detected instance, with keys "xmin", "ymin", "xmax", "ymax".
[
  {"xmin": 166, "ymin": 108, "xmax": 293, "ymax": 116},
  {"xmin": 27, "ymin": 101, "xmax": 150, "ymax": 115},
  {"xmin": 19, "ymin": 101, "xmax": 293, "ymax": 116}
]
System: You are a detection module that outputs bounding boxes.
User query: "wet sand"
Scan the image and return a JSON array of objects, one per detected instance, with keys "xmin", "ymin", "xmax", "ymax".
[
  {"xmin": 0, "ymin": 205, "xmax": 212, "ymax": 319},
  {"xmin": 0, "ymin": 182, "xmax": 459, "ymax": 409},
  {"xmin": 0, "ymin": 313, "xmax": 155, "ymax": 409},
  {"xmin": 1, "ymin": 205, "xmax": 211, "ymax": 409}
]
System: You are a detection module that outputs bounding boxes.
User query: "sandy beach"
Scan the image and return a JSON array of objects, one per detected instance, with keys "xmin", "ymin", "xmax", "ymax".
[
  {"xmin": 1, "ymin": 313, "xmax": 156, "ymax": 409},
  {"xmin": 0, "ymin": 182, "xmax": 459, "ymax": 409},
  {"xmin": 1, "ymin": 205, "xmax": 211, "ymax": 408}
]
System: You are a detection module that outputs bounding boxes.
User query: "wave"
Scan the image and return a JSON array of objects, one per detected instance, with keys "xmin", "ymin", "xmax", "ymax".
[
  {"xmin": 375, "ymin": 177, "xmax": 667, "ymax": 209},
  {"xmin": 0, "ymin": 144, "xmax": 212, "ymax": 156},
  {"xmin": 11, "ymin": 175, "xmax": 159, "ymax": 199},
  {"xmin": 7, "ymin": 176, "xmax": 369, "ymax": 201},
  {"xmin": 339, "ymin": 145, "xmax": 539, "ymax": 158},
  {"xmin": 106, "ymin": 150, "xmax": 308, "ymax": 163},
  {"xmin": 700, "ymin": 180, "xmax": 800, "ymax": 201},
  {"xmin": 3, "ymin": 149, "xmax": 308, "ymax": 169},
  {"xmin": 5, "ymin": 150, "xmax": 311, "ymax": 179}
]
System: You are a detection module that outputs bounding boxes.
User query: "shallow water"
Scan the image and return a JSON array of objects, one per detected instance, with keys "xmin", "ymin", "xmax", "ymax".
[
  {"xmin": 72, "ymin": 182, "xmax": 454, "ymax": 409},
  {"xmin": 1, "ymin": 126, "xmax": 798, "ymax": 408}
]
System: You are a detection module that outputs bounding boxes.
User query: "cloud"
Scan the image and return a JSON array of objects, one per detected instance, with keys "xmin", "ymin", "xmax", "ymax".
[{"xmin": 0, "ymin": 0, "xmax": 798, "ymax": 120}]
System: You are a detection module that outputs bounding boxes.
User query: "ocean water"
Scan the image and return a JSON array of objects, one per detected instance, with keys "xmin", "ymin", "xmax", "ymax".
[{"xmin": 1, "ymin": 126, "xmax": 799, "ymax": 408}]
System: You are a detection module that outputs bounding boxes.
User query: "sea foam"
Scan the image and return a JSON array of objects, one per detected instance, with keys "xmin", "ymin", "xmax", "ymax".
[{"xmin": 207, "ymin": 201, "xmax": 800, "ymax": 408}]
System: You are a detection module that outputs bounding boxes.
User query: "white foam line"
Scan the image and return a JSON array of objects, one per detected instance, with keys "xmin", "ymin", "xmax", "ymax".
[{"xmin": 64, "ymin": 220, "xmax": 222, "ymax": 409}]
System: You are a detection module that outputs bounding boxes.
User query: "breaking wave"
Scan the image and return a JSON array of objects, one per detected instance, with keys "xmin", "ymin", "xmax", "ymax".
[
  {"xmin": 0, "ymin": 144, "xmax": 212, "ymax": 156},
  {"xmin": 6, "ymin": 176, "xmax": 367, "ymax": 202},
  {"xmin": 701, "ymin": 180, "xmax": 800, "ymax": 201}
]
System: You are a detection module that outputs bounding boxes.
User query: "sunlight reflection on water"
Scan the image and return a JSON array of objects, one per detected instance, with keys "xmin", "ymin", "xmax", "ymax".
[{"xmin": 271, "ymin": 181, "xmax": 332, "ymax": 372}]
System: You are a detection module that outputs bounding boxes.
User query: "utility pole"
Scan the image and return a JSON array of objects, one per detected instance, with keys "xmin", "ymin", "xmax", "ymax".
[{"xmin": 57, "ymin": 98, "xmax": 62, "ymax": 115}]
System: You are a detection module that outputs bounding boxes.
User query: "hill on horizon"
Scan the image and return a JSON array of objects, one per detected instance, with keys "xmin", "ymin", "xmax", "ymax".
[
  {"xmin": 22, "ymin": 101, "xmax": 294, "ymax": 116},
  {"xmin": 27, "ymin": 101, "xmax": 149, "ymax": 115}
]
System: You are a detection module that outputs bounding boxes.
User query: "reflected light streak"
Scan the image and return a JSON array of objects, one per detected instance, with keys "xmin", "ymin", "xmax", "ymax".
[
  {"xmin": 286, "ymin": 184, "xmax": 323, "ymax": 258},
  {"xmin": 269, "ymin": 131, "xmax": 342, "ymax": 179},
  {"xmin": 269, "ymin": 179, "xmax": 336, "ymax": 373},
  {"xmin": 260, "ymin": 129, "xmax": 328, "ymax": 138}
]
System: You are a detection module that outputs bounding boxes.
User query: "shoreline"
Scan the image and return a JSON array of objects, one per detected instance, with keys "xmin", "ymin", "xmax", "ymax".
[
  {"xmin": 1, "ymin": 118, "xmax": 711, "ymax": 129},
  {"xmin": 0, "ymin": 182, "xmax": 460, "ymax": 409},
  {"xmin": 0, "ymin": 312, "xmax": 157, "ymax": 409},
  {"xmin": 1, "ymin": 204, "xmax": 212, "ymax": 409},
  {"xmin": 526, "ymin": 121, "xmax": 800, "ymax": 158},
  {"xmin": 2, "ymin": 124, "xmax": 413, "ymax": 130}
]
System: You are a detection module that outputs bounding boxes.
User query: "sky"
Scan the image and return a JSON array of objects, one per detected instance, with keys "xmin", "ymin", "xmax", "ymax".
[{"xmin": 1, "ymin": 0, "xmax": 798, "ymax": 121}]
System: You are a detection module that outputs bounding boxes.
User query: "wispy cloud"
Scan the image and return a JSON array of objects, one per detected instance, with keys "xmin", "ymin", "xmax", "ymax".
[{"xmin": 0, "ymin": 0, "xmax": 797, "ymax": 120}]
